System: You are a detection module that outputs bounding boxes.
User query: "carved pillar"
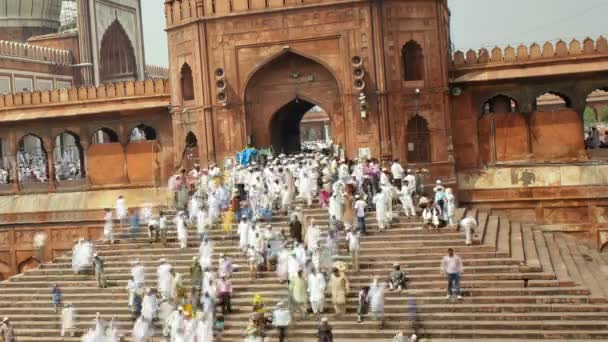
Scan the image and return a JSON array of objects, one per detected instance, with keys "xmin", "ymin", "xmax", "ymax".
[
  {"xmin": 80, "ymin": 141, "xmax": 90, "ymax": 187},
  {"xmin": 369, "ymin": 1, "xmax": 392, "ymax": 158},
  {"xmin": 76, "ymin": 0, "xmax": 95, "ymax": 86},
  {"xmin": 43, "ymin": 138, "xmax": 56, "ymax": 191}
]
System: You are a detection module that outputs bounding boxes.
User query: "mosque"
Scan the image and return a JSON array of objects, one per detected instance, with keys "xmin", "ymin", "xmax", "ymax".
[{"xmin": 0, "ymin": 0, "xmax": 606, "ymax": 300}]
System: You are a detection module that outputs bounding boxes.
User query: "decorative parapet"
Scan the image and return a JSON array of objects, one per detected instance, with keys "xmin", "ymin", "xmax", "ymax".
[
  {"xmin": 0, "ymin": 79, "xmax": 171, "ymax": 109},
  {"xmin": 0, "ymin": 40, "xmax": 72, "ymax": 65},
  {"xmin": 452, "ymin": 36, "xmax": 608, "ymax": 68},
  {"xmin": 164, "ymin": 0, "xmax": 350, "ymax": 26},
  {"xmin": 145, "ymin": 64, "xmax": 170, "ymax": 79}
]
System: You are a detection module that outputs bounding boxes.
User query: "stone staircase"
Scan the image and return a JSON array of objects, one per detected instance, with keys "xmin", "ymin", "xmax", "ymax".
[{"xmin": 2, "ymin": 203, "xmax": 608, "ymax": 341}]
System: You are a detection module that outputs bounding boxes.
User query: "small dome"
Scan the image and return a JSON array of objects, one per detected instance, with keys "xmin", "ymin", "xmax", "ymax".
[{"xmin": 0, "ymin": 0, "xmax": 64, "ymax": 41}]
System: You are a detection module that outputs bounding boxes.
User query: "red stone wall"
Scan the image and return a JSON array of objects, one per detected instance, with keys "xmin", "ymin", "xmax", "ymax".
[
  {"xmin": 88, "ymin": 143, "xmax": 127, "ymax": 185},
  {"xmin": 530, "ymin": 109, "xmax": 586, "ymax": 161}
]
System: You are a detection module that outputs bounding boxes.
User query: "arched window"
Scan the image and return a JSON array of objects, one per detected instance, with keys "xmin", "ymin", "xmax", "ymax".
[
  {"xmin": 99, "ymin": 20, "xmax": 137, "ymax": 83},
  {"xmin": 406, "ymin": 115, "xmax": 431, "ymax": 163},
  {"xmin": 183, "ymin": 131, "xmax": 199, "ymax": 170},
  {"xmin": 129, "ymin": 124, "xmax": 157, "ymax": 142},
  {"xmin": 18, "ymin": 134, "xmax": 48, "ymax": 183},
  {"xmin": 402, "ymin": 41, "xmax": 425, "ymax": 81},
  {"xmin": 17, "ymin": 257, "xmax": 40, "ymax": 273},
  {"xmin": 535, "ymin": 91, "xmax": 571, "ymax": 112},
  {"xmin": 482, "ymin": 95, "xmax": 519, "ymax": 115},
  {"xmin": 91, "ymin": 128, "xmax": 119, "ymax": 144},
  {"xmin": 180, "ymin": 63, "xmax": 194, "ymax": 101},
  {"xmin": 185, "ymin": 131, "xmax": 198, "ymax": 148},
  {"xmin": 53, "ymin": 132, "xmax": 84, "ymax": 181}
]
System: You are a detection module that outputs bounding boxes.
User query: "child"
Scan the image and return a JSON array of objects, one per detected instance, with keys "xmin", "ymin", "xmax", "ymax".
[
  {"xmin": 51, "ymin": 284, "xmax": 62, "ymax": 312},
  {"xmin": 357, "ymin": 286, "xmax": 370, "ymax": 323}
]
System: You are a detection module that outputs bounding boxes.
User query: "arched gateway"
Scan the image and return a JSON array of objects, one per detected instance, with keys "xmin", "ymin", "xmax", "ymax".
[{"xmin": 244, "ymin": 50, "xmax": 341, "ymax": 154}]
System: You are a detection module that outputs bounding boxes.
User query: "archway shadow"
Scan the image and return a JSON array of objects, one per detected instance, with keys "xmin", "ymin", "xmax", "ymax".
[{"xmin": 270, "ymin": 99, "xmax": 315, "ymax": 155}]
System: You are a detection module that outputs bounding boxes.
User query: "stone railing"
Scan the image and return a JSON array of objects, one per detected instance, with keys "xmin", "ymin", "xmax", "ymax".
[
  {"xmin": 164, "ymin": 0, "xmax": 344, "ymax": 25},
  {"xmin": 0, "ymin": 40, "xmax": 72, "ymax": 65},
  {"xmin": 452, "ymin": 36, "xmax": 608, "ymax": 68},
  {"xmin": 0, "ymin": 79, "xmax": 170, "ymax": 109},
  {"xmin": 145, "ymin": 64, "xmax": 170, "ymax": 79}
]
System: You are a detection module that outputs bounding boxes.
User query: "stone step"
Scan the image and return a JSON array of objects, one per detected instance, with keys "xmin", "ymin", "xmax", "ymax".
[
  {"xmin": 559, "ymin": 233, "xmax": 608, "ymax": 301},
  {"xmin": 522, "ymin": 224, "xmax": 541, "ymax": 271},
  {"xmin": 1, "ymin": 272, "xmax": 559, "ymax": 289},
  {"xmin": 534, "ymin": 230, "xmax": 554, "ymax": 274},
  {"xmin": 473, "ymin": 210, "xmax": 488, "ymax": 244},
  {"xmin": 483, "ymin": 215, "xmax": 499, "ymax": 248},
  {"xmin": 0, "ymin": 293, "xmax": 594, "ymax": 309},
  {"xmin": 496, "ymin": 216, "xmax": 511, "ymax": 255},
  {"xmin": 0, "ymin": 286, "xmax": 591, "ymax": 303},
  {"xmin": 510, "ymin": 222, "xmax": 525, "ymax": 264},
  {"xmin": 544, "ymin": 233, "xmax": 572, "ymax": 284}
]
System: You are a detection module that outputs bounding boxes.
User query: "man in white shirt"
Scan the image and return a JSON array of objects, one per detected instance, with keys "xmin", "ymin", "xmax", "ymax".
[
  {"xmin": 440, "ymin": 248, "xmax": 463, "ymax": 300},
  {"xmin": 404, "ymin": 169, "xmax": 416, "ymax": 193},
  {"xmin": 354, "ymin": 195, "xmax": 367, "ymax": 235},
  {"xmin": 346, "ymin": 229, "xmax": 361, "ymax": 272},
  {"xmin": 391, "ymin": 159, "xmax": 405, "ymax": 187}
]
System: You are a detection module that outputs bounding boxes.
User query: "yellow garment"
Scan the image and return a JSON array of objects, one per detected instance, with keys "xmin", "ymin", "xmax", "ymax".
[
  {"xmin": 222, "ymin": 211, "xmax": 235, "ymax": 234},
  {"xmin": 252, "ymin": 294, "xmax": 266, "ymax": 313},
  {"xmin": 182, "ymin": 304, "xmax": 193, "ymax": 318}
]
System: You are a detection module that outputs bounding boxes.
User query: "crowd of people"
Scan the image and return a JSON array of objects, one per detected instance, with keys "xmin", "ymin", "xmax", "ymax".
[{"xmin": 25, "ymin": 147, "xmax": 476, "ymax": 342}]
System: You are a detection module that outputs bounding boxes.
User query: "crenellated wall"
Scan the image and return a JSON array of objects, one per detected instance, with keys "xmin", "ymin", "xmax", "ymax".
[
  {"xmin": 452, "ymin": 36, "xmax": 608, "ymax": 69},
  {"xmin": 0, "ymin": 78, "xmax": 171, "ymax": 109},
  {"xmin": 145, "ymin": 65, "xmax": 170, "ymax": 79},
  {"xmin": 163, "ymin": 0, "xmax": 358, "ymax": 26}
]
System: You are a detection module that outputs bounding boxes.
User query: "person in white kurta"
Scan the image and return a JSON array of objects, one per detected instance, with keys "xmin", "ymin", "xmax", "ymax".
[
  {"xmin": 373, "ymin": 189, "xmax": 388, "ymax": 230},
  {"xmin": 157, "ymin": 260, "xmax": 173, "ymax": 299},
  {"xmin": 176, "ymin": 213, "xmax": 188, "ymax": 249},
  {"xmin": 115, "ymin": 195, "xmax": 127, "ymax": 228},
  {"xmin": 238, "ymin": 218, "xmax": 250, "ymax": 254},
  {"xmin": 195, "ymin": 314, "xmax": 214, "ymax": 342},
  {"xmin": 446, "ymin": 188, "xmax": 457, "ymax": 225},
  {"xmin": 103, "ymin": 209, "xmax": 113, "ymax": 243},
  {"xmin": 196, "ymin": 208, "xmax": 209, "ymax": 241},
  {"xmin": 306, "ymin": 222, "xmax": 321, "ymax": 252},
  {"xmin": 170, "ymin": 310, "xmax": 186, "ymax": 342},
  {"xmin": 132, "ymin": 316, "xmax": 151, "ymax": 342},
  {"xmin": 131, "ymin": 261, "xmax": 145, "ymax": 289},
  {"xmin": 142, "ymin": 289, "xmax": 158, "ymax": 321},
  {"xmin": 366, "ymin": 278, "xmax": 385, "ymax": 327},
  {"xmin": 308, "ymin": 269, "xmax": 327, "ymax": 315},
  {"xmin": 459, "ymin": 216, "xmax": 477, "ymax": 246},
  {"xmin": 61, "ymin": 304, "xmax": 76, "ymax": 337},
  {"xmin": 199, "ymin": 238, "xmax": 214, "ymax": 270},
  {"xmin": 399, "ymin": 183, "xmax": 416, "ymax": 217}
]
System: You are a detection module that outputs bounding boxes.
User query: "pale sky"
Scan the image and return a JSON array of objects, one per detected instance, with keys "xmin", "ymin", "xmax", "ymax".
[{"xmin": 142, "ymin": 0, "xmax": 608, "ymax": 67}]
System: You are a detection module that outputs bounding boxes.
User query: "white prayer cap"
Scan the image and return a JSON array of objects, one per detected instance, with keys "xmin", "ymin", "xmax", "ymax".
[
  {"xmin": 436, "ymin": 179, "xmax": 442, "ymax": 185},
  {"xmin": 321, "ymin": 317, "xmax": 328, "ymax": 322},
  {"xmin": 2, "ymin": 317, "xmax": 8, "ymax": 322},
  {"xmin": 159, "ymin": 258, "xmax": 166, "ymax": 263}
]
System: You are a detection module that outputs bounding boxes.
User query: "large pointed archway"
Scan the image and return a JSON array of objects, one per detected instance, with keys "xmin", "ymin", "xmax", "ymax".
[{"xmin": 244, "ymin": 49, "xmax": 342, "ymax": 153}]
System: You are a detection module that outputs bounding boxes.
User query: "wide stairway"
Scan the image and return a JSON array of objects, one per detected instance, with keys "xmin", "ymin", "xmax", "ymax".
[{"xmin": 2, "ymin": 203, "xmax": 608, "ymax": 341}]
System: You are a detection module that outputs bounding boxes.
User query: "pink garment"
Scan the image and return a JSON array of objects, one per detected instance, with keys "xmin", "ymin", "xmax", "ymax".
[{"xmin": 217, "ymin": 278, "xmax": 233, "ymax": 294}]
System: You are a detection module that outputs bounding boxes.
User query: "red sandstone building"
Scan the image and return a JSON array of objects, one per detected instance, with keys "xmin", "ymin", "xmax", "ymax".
[{"xmin": 0, "ymin": 0, "xmax": 607, "ymax": 278}]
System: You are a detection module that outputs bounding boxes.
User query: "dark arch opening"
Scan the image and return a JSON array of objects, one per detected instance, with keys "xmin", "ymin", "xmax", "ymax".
[
  {"xmin": 182, "ymin": 131, "xmax": 199, "ymax": 170},
  {"xmin": 18, "ymin": 134, "xmax": 48, "ymax": 183},
  {"xmin": 180, "ymin": 63, "xmax": 194, "ymax": 101},
  {"xmin": 53, "ymin": 131, "xmax": 85, "ymax": 181},
  {"xmin": 407, "ymin": 115, "xmax": 431, "ymax": 163},
  {"xmin": 402, "ymin": 41, "xmax": 425, "ymax": 81},
  {"xmin": 534, "ymin": 91, "xmax": 572, "ymax": 111},
  {"xmin": 91, "ymin": 128, "xmax": 119, "ymax": 144},
  {"xmin": 482, "ymin": 94, "xmax": 519, "ymax": 115},
  {"xmin": 270, "ymin": 98, "xmax": 316, "ymax": 155},
  {"xmin": 129, "ymin": 124, "xmax": 157, "ymax": 142},
  {"xmin": 99, "ymin": 20, "xmax": 137, "ymax": 83}
]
